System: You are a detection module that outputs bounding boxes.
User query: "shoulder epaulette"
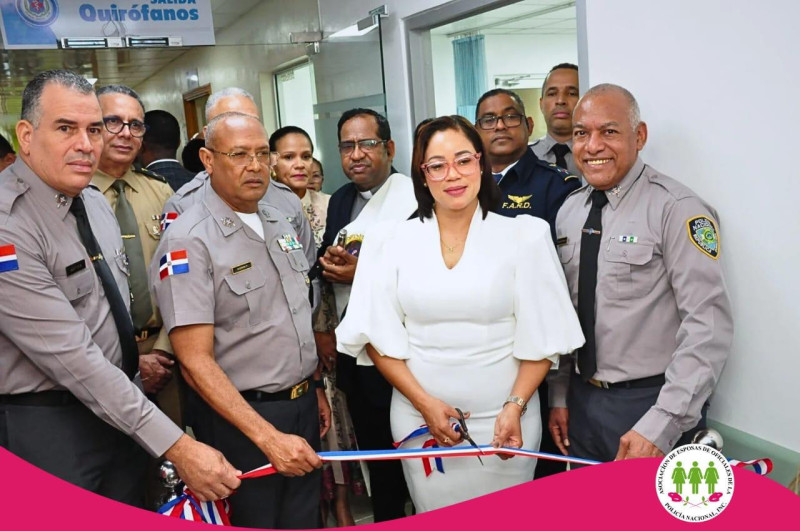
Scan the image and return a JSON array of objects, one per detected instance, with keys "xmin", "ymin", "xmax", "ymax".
[
  {"xmin": 545, "ymin": 162, "xmax": 579, "ymax": 182},
  {"xmin": 134, "ymin": 167, "xmax": 168, "ymax": 184}
]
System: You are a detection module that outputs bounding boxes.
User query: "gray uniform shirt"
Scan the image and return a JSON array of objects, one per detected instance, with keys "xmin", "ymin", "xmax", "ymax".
[
  {"xmin": 152, "ymin": 184, "xmax": 317, "ymax": 392},
  {"xmin": 550, "ymin": 158, "xmax": 733, "ymax": 452},
  {"xmin": 531, "ymin": 134, "xmax": 582, "ymax": 179},
  {"xmin": 0, "ymin": 159, "xmax": 182, "ymax": 457},
  {"xmin": 163, "ymin": 172, "xmax": 315, "ymax": 268}
]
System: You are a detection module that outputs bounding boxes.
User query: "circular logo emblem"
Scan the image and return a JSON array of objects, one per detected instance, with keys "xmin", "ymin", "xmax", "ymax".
[
  {"xmin": 656, "ymin": 444, "xmax": 734, "ymax": 522},
  {"xmin": 15, "ymin": 0, "xmax": 59, "ymax": 28}
]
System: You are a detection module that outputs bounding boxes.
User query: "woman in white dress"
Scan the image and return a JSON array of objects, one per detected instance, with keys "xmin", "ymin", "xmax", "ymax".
[{"xmin": 337, "ymin": 116, "xmax": 584, "ymax": 513}]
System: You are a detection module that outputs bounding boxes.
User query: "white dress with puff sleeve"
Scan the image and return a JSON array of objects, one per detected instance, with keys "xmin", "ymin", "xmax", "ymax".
[{"xmin": 336, "ymin": 206, "xmax": 584, "ymax": 513}]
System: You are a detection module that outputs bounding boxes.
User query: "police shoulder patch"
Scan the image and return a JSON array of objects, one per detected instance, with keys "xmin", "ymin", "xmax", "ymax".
[
  {"xmin": 134, "ymin": 167, "xmax": 168, "ymax": 184},
  {"xmin": 687, "ymin": 215, "xmax": 719, "ymax": 259}
]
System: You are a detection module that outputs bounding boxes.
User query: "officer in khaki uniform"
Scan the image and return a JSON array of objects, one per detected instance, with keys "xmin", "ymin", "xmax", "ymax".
[
  {"xmin": 91, "ymin": 85, "xmax": 181, "ymax": 424},
  {"xmin": 0, "ymin": 70, "xmax": 240, "ymax": 506},
  {"xmin": 549, "ymin": 84, "xmax": 733, "ymax": 463},
  {"xmin": 151, "ymin": 112, "xmax": 328, "ymax": 529}
]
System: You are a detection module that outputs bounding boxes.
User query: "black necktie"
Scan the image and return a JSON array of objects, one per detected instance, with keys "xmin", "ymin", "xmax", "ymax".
[
  {"xmin": 69, "ymin": 196, "xmax": 139, "ymax": 380},
  {"xmin": 552, "ymin": 143, "xmax": 570, "ymax": 170},
  {"xmin": 577, "ymin": 189, "xmax": 609, "ymax": 381}
]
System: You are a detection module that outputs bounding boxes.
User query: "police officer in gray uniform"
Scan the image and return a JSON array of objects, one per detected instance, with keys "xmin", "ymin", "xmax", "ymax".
[
  {"xmin": 531, "ymin": 63, "xmax": 582, "ymax": 178},
  {"xmin": 151, "ymin": 112, "xmax": 328, "ymax": 529},
  {"xmin": 0, "ymin": 70, "xmax": 240, "ymax": 505},
  {"xmin": 549, "ymin": 84, "xmax": 733, "ymax": 462},
  {"xmin": 162, "ymin": 87, "xmax": 315, "ymax": 269}
]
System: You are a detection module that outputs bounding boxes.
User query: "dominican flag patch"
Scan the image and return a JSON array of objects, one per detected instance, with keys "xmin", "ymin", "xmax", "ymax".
[
  {"xmin": 160, "ymin": 212, "xmax": 179, "ymax": 232},
  {"xmin": 0, "ymin": 244, "xmax": 19, "ymax": 273},
  {"xmin": 159, "ymin": 249, "xmax": 190, "ymax": 280}
]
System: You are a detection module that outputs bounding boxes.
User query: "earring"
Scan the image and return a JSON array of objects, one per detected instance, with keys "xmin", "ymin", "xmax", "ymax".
[{"xmin": 423, "ymin": 182, "xmax": 428, "ymax": 188}]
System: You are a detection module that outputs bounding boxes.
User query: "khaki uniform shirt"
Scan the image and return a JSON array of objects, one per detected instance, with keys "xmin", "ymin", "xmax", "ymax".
[
  {"xmin": 91, "ymin": 167, "xmax": 174, "ymax": 353},
  {"xmin": 550, "ymin": 158, "xmax": 733, "ymax": 452},
  {"xmin": 531, "ymin": 134, "xmax": 582, "ymax": 179},
  {"xmin": 164, "ymin": 172, "xmax": 315, "ymax": 268},
  {"xmin": 0, "ymin": 159, "xmax": 182, "ymax": 456},
  {"xmin": 151, "ymin": 184, "xmax": 317, "ymax": 392}
]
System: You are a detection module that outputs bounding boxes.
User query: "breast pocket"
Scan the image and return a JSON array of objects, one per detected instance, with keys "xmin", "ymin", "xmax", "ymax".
[
  {"xmin": 54, "ymin": 268, "xmax": 95, "ymax": 303},
  {"xmin": 603, "ymin": 240, "xmax": 657, "ymax": 299},
  {"xmin": 557, "ymin": 242, "xmax": 576, "ymax": 264},
  {"xmin": 285, "ymin": 249, "xmax": 309, "ymax": 273},
  {"xmin": 222, "ymin": 266, "xmax": 267, "ymax": 327},
  {"xmin": 114, "ymin": 252, "xmax": 130, "ymax": 277},
  {"xmin": 142, "ymin": 218, "xmax": 161, "ymax": 241}
]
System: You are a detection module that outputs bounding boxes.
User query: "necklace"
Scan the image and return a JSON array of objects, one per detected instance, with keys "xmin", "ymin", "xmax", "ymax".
[{"xmin": 440, "ymin": 239, "xmax": 461, "ymax": 253}]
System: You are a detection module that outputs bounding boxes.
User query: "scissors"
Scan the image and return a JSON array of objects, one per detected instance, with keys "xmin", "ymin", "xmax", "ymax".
[{"xmin": 454, "ymin": 407, "xmax": 484, "ymax": 466}]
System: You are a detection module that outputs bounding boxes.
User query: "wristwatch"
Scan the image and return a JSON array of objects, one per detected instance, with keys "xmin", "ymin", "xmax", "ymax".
[{"xmin": 503, "ymin": 395, "xmax": 527, "ymax": 415}]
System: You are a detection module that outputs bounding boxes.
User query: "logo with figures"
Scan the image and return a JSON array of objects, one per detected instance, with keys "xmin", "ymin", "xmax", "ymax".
[
  {"xmin": 15, "ymin": 0, "xmax": 59, "ymax": 27},
  {"xmin": 656, "ymin": 444, "xmax": 734, "ymax": 522}
]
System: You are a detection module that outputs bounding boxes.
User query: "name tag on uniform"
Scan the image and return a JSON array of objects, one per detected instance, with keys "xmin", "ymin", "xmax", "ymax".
[
  {"xmin": 556, "ymin": 236, "xmax": 568, "ymax": 247},
  {"xmin": 277, "ymin": 234, "xmax": 303, "ymax": 252},
  {"xmin": 618, "ymin": 235, "xmax": 638, "ymax": 244},
  {"xmin": 66, "ymin": 259, "xmax": 87, "ymax": 276},
  {"xmin": 231, "ymin": 261, "xmax": 253, "ymax": 275}
]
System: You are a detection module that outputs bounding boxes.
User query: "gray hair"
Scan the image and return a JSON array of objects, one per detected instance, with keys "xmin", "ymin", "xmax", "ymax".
[
  {"xmin": 581, "ymin": 83, "xmax": 641, "ymax": 129},
  {"xmin": 21, "ymin": 70, "xmax": 95, "ymax": 126},
  {"xmin": 204, "ymin": 111, "xmax": 264, "ymax": 148},
  {"xmin": 96, "ymin": 84, "xmax": 146, "ymax": 114},
  {"xmin": 205, "ymin": 87, "xmax": 255, "ymax": 121}
]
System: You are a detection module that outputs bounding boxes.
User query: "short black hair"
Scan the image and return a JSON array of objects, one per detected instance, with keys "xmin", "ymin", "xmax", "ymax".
[
  {"xmin": 0, "ymin": 134, "xmax": 15, "ymax": 157},
  {"xmin": 475, "ymin": 88, "xmax": 526, "ymax": 121},
  {"xmin": 269, "ymin": 125, "xmax": 314, "ymax": 152},
  {"xmin": 411, "ymin": 115, "xmax": 499, "ymax": 220},
  {"xmin": 144, "ymin": 110, "xmax": 181, "ymax": 152},
  {"xmin": 311, "ymin": 157, "xmax": 324, "ymax": 176},
  {"xmin": 96, "ymin": 84, "xmax": 146, "ymax": 114},
  {"xmin": 181, "ymin": 137, "xmax": 206, "ymax": 173},
  {"xmin": 542, "ymin": 63, "xmax": 579, "ymax": 91},
  {"xmin": 21, "ymin": 70, "xmax": 94, "ymax": 125},
  {"xmin": 337, "ymin": 108, "xmax": 391, "ymax": 142}
]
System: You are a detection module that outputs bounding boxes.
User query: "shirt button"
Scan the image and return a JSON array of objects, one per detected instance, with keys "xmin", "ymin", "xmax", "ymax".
[
  {"xmin": 291, "ymin": 308, "xmax": 297, "ymax": 314},
  {"xmin": 622, "ymin": 250, "xmax": 628, "ymax": 257},
  {"xmin": 245, "ymin": 281, "xmax": 251, "ymax": 289}
]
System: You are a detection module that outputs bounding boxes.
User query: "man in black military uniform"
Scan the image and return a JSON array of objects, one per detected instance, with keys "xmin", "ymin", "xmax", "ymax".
[
  {"xmin": 475, "ymin": 88, "xmax": 580, "ymax": 478},
  {"xmin": 475, "ymin": 88, "xmax": 580, "ymax": 240}
]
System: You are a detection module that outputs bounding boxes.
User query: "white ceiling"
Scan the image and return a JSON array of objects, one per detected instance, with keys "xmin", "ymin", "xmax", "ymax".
[{"xmin": 430, "ymin": 0, "xmax": 576, "ymax": 36}]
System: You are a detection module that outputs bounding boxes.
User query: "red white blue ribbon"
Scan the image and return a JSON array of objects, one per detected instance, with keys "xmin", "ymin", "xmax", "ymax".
[
  {"xmin": 729, "ymin": 458, "xmax": 773, "ymax": 476},
  {"xmin": 158, "ymin": 488, "xmax": 231, "ymax": 525}
]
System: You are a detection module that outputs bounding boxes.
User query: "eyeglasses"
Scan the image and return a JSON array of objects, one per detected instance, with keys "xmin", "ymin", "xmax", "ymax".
[
  {"xmin": 420, "ymin": 153, "xmax": 481, "ymax": 182},
  {"xmin": 206, "ymin": 148, "xmax": 273, "ymax": 167},
  {"xmin": 338, "ymin": 139, "xmax": 387, "ymax": 156},
  {"xmin": 103, "ymin": 116, "xmax": 148, "ymax": 137},
  {"xmin": 475, "ymin": 113, "xmax": 524, "ymax": 130}
]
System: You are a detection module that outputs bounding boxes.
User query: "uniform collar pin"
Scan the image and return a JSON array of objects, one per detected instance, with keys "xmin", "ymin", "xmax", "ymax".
[
  {"xmin": 56, "ymin": 194, "xmax": 68, "ymax": 208},
  {"xmin": 222, "ymin": 217, "xmax": 235, "ymax": 227},
  {"xmin": 610, "ymin": 185, "xmax": 622, "ymax": 197}
]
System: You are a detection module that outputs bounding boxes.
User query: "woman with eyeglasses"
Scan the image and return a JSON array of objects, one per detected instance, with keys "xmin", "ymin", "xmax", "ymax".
[
  {"xmin": 337, "ymin": 115, "xmax": 584, "ymax": 512},
  {"xmin": 268, "ymin": 126, "xmax": 364, "ymax": 527}
]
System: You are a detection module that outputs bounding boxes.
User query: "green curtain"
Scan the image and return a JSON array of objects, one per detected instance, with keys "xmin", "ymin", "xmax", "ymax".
[{"xmin": 453, "ymin": 35, "xmax": 487, "ymax": 120}]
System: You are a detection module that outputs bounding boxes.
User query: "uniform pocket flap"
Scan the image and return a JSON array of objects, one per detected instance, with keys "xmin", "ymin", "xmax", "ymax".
[
  {"xmin": 224, "ymin": 267, "xmax": 266, "ymax": 295},
  {"xmin": 605, "ymin": 240, "xmax": 654, "ymax": 265},
  {"xmin": 558, "ymin": 242, "xmax": 576, "ymax": 264},
  {"xmin": 55, "ymin": 268, "xmax": 95, "ymax": 301}
]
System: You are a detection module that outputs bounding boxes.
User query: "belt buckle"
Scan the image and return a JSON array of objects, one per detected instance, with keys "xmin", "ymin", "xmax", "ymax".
[
  {"xmin": 590, "ymin": 378, "xmax": 610, "ymax": 390},
  {"xmin": 135, "ymin": 329, "xmax": 149, "ymax": 342},
  {"xmin": 290, "ymin": 380, "xmax": 309, "ymax": 400}
]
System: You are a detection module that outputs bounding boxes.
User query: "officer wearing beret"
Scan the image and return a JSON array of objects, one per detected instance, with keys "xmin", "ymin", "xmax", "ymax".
[
  {"xmin": 151, "ymin": 111, "xmax": 329, "ymax": 529},
  {"xmin": 91, "ymin": 85, "xmax": 179, "ymax": 420},
  {"xmin": 0, "ymin": 70, "xmax": 239, "ymax": 505},
  {"xmin": 548, "ymin": 84, "xmax": 733, "ymax": 462},
  {"xmin": 475, "ymin": 88, "xmax": 581, "ymax": 478}
]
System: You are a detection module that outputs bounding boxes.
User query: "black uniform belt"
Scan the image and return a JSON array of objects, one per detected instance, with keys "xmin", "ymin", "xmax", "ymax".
[
  {"xmin": 0, "ymin": 390, "xmax": 79, "ymax": 406},
  {"xmin": 135, "ymin": 327, "xmax": 161, "ymax": 342},
  {"xmin": 241, "ymin": 379, "xmax": 310, "ymax": 402},
  {"xmin": 587, "ymin": 374, "xmax": 665, "ymax": 390}
]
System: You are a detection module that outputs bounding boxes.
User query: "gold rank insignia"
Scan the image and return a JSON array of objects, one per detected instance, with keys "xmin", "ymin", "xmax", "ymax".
[{"xmin": 687, "ymin": 216, "xmax": 719, "ymax": 259}]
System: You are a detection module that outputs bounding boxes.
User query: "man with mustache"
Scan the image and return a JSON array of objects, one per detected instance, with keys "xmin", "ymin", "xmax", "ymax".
[
  {"xmin": 317, "ymin": 108, "xmax": 415, "ymax": 521},
  {"xmin": 475, "ymin": 89, "xmax": 581, "ymax": 478},
  {"xmin": 91, "ymin": 85, "xmax": 180, "ymax": 425},
  {"xmin": 0, "ymin": 69, "xmax": 240, "ymax": 506},
  {"xmin": 531, "ymin": 63, "xmax": 582, "ymax": 178},
  {"xmin": 151, "ymin": 111, "xmax": 327, "ymax": 529},
  {"xmin": 549, "ymin": 84, "xmax": 732, "ymax": 463}
]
